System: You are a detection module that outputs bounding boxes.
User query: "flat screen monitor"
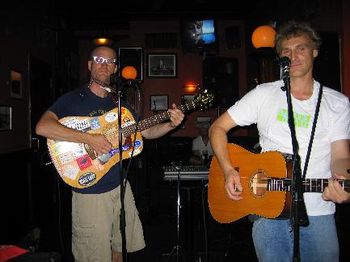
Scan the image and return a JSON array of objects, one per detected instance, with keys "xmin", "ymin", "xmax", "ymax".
[{"xmin": 181, "ymin": 19, "xmax": 218, "ymax": 53}]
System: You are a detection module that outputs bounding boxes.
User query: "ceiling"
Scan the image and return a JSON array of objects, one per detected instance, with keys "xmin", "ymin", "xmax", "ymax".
[
  {"xmin": 59, "ymin": 0, "xmax": 262, "ymax": 28},
  {"xmin": 1, "ymin": 0, "xmax": 326, "ymax": 33},
  {"xmin": 4, "ymin": 0, "xmax": 263, "ymax": 30}
]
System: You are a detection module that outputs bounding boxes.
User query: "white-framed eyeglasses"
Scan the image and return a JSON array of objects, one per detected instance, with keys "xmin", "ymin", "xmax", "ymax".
[{"xmin": 92, "ymin": 56, "xmax": 116, "ymax": 65}]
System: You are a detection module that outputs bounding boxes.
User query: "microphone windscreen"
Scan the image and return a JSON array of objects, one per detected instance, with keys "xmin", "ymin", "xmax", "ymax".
[{"xmin": 278, "ymin": 56, "xmax": 291, "ymax": 67}]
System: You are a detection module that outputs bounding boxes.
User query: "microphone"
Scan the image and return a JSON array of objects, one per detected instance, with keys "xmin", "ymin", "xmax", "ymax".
[
  {"xmin": 278, "ymin": 56, "xmax": 291, "ymax": 77},
  {"xmin": 121, "ymin": 66, "xmax": 138, "ymax": 87},
  {"xmin": 278, "ymin": 56, "xmax": 291, "ymax": 91}
]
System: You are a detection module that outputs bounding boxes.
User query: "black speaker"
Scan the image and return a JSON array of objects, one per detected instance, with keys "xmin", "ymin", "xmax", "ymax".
[
  {"xmin": 225, "ymin": 26, "xmax": 241, "ymax": 49},
  {"xmin": 203, "ymin": 56, "xmax": 239, "ymax": 108},
  {"xmin": 118, "ymin": 47, "xmax": 143, "ymax": 81}
]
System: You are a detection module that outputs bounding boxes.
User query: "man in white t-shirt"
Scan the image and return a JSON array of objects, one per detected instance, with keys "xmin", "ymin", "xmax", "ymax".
[
  {"xmin": 209, "ymin": 21, "xmax": 350, "ymax": 262},
  {"xmin": 190, "ymin": 120, "xmax": 213, "ymax": 165}
]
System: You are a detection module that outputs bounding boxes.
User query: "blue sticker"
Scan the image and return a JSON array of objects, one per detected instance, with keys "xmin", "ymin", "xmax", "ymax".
[{"xmin": 90, "ymin": 118, "xmax": 101, "ymax": 130}]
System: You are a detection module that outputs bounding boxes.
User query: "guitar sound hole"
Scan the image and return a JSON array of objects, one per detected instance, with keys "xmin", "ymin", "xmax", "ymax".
[{"xmin": 250, "ymin": 171, "xmax": 268, "ymax": 197}]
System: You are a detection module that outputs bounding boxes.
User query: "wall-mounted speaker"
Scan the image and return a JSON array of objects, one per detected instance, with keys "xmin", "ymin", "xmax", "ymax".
[
  {"xmin": 203, "ymin": 56, "xmax": 239, "ymax": 108},
  {"xmin": 118, "ymin": 47, "xmax": 143, "ymax": 81},
  {"xmin": 225, "ymin": 26, "xmax": 241, "ymax": 49}
]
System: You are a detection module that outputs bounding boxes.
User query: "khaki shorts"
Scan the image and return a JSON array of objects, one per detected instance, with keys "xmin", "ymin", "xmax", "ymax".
[{"xmin": 72, "ymin": 182, "xmax": 145, "ymax": 261}]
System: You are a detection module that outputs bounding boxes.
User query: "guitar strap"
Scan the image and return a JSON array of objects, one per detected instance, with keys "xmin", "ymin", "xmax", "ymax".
[{"xmin": 302, "ymin": 84, "xmax": 323, "ymax": 179}]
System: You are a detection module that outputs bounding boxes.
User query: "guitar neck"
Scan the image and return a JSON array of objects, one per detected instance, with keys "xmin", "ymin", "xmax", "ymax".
[
  {"xmin": 269, "ymin": 178, "xmax": 350, "ymax": 193},
  {"xmin": 121, "ymin": 101, "xmax": 196, "ymax": 136}
]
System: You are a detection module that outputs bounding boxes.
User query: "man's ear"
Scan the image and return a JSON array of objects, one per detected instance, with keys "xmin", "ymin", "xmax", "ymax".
[
  {"xmin": 88, "ymin": 61, "xmax": 92, "ymax": 71},
  {"xmin": 313, "ymin": 49, "xmax": 318, "ymax": 58}
]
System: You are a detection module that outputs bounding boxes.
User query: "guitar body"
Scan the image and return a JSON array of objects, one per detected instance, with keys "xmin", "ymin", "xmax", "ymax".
[
  {"xmin": 208, "ymin": 143, "xmax": 289, "ymax": 223},
  {"xmin": 47, "ymin": 107, "xmax": 143, "ymax": 188}
]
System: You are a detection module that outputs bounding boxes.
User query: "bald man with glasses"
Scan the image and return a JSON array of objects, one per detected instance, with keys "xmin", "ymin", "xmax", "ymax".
[{"xmin": 36, "ymin": 46, "xmax": 184, "ymax": 262}]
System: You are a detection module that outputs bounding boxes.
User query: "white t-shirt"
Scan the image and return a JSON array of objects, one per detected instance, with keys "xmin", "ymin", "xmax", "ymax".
[
  {"xmin": 227, "ymin": 80, "xmax": 350, "ymax": 216},
  {"xmin": 192, "ymin": 136, "xmax": 213, "ymax": 159}
]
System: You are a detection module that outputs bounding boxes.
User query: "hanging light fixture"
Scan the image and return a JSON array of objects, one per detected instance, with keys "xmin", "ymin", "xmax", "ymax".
[
  {"xmin": 251, "ymin": 24, "xmax": 278, "ymax": 83},
  {"xmin": 92, "ymin": 30, "xmax": 113, "ymax": 46},
  {"xmin": 251, "ymin": 25, "xmax": 276, "ymax": 49},
  {"xmin": 93, "ymin": 37, "xmax": 113, "ymax": 46},
  {"xmin": 92, "ymin": 37, "xmax": 113, "ymax": 46}
]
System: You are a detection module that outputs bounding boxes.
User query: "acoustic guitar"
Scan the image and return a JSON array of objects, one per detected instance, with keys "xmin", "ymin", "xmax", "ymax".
[
  {"xmin": 47, "ymin": 90, "xmax": 214, "ymax": 188},
  {"xmin": 208, "ymin": 143, "xmax": 350, "ymax": 223}
]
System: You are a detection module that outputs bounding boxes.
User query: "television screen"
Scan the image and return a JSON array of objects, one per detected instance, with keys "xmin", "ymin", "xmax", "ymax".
[{"xmin": 181, "ymin": 19, "xmax": 217, "ymax": 53}]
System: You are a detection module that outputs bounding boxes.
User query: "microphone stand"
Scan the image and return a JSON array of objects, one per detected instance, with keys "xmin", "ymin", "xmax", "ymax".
[
  {"xmin": 116, "ymin": 88, "xmax": 128, "ymax": 262},
  {"xmin": 118, "ymin": 77, "xmax": 142, "ymax": 262},
  {"xmin": 280, "ymin": 60, "xmax": 309, "ymax": 262},
  {"xmin": 97, "ymin": 75, "xmax": 134, "ymax": 262},
  {"xmin": 167, "ymin": 161, "xmax": 185, "ymax": 262}
]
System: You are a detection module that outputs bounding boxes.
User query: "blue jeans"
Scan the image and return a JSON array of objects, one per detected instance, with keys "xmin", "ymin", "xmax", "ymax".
[{"xmin": 252, "ymin": 215, "xmax": 339, "ymax": 262}]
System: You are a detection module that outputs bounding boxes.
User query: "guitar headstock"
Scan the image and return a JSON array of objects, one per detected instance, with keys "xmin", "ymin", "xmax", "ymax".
[{"xmin": 192, "ymin": 89, "xmax": 215, "ymax": 111}]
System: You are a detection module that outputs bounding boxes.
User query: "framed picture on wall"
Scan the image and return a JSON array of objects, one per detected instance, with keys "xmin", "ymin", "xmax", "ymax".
[
  {"xmin": 150, "ymin": 95, "xmax": 168, "ymax": 111},
  {"xmin": 0, "ymin": 105, "xmax": 12, "ymax": 131},
  {"xmin": 147, "ymin": 54, "xmax": 177, "ymax": 78},
  {"xmin": 10, "ymin": 69, "xmax": 23, "ymax": 99}
]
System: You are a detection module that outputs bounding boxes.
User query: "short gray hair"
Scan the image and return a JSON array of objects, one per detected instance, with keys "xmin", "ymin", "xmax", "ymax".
[{"xmin": 275, "ymin": 21, "xmax": 322, "ymax": 55}]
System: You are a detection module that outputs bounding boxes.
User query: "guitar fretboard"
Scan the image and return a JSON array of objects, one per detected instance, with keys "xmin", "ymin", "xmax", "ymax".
[
  {"xmin": 122, "ymin": 101, "xmax": 196, "ymax": 137},
  {"xmin": 268, "ymin": 178, "xmax": 349, "ymax": 193}
]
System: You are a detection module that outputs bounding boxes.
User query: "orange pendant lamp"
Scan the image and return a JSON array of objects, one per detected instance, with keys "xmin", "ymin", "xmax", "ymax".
[
  {"xmin": 121, "ymin": 66, "xmax": 138, "ymax": 80},
  {"xmin": 251, "ymin": 25, "xmax": 276, "ymax": 48}
]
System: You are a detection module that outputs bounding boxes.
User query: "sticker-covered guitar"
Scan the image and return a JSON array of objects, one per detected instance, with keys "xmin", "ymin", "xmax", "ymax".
[{"xmin": 47, "ymin": 90, "xmax": 214, "ymax": 188}]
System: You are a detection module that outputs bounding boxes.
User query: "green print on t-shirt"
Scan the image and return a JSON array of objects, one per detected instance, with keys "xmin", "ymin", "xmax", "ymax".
[{"xmin": 277, "ymin": 109, "xmax": 311, "ymax": 128}]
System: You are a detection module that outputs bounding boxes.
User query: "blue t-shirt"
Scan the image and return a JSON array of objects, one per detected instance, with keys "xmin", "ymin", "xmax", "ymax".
[{"xmin": 49, "ymin": 85, "xmax": 136, "ymax": 194}]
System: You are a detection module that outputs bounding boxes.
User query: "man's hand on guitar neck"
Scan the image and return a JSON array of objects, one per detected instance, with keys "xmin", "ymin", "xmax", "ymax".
[
  {"xmin": 142, "ymin": 103, "xmax": 184, "ymax": 139},
  {"xmin": 224, "ymin": 167, "xmax": 243, "ymax": 201},
  {"xmin": 323, "ymin": 173, "xmax": 350, "ymax": 204},
  {"xmin": 324, "ymin": 151, "xmax": 350, "ymax": 203},
  {"xmin": 168, "ymin": 104, "xmax": 184, "ymax": 128}
]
